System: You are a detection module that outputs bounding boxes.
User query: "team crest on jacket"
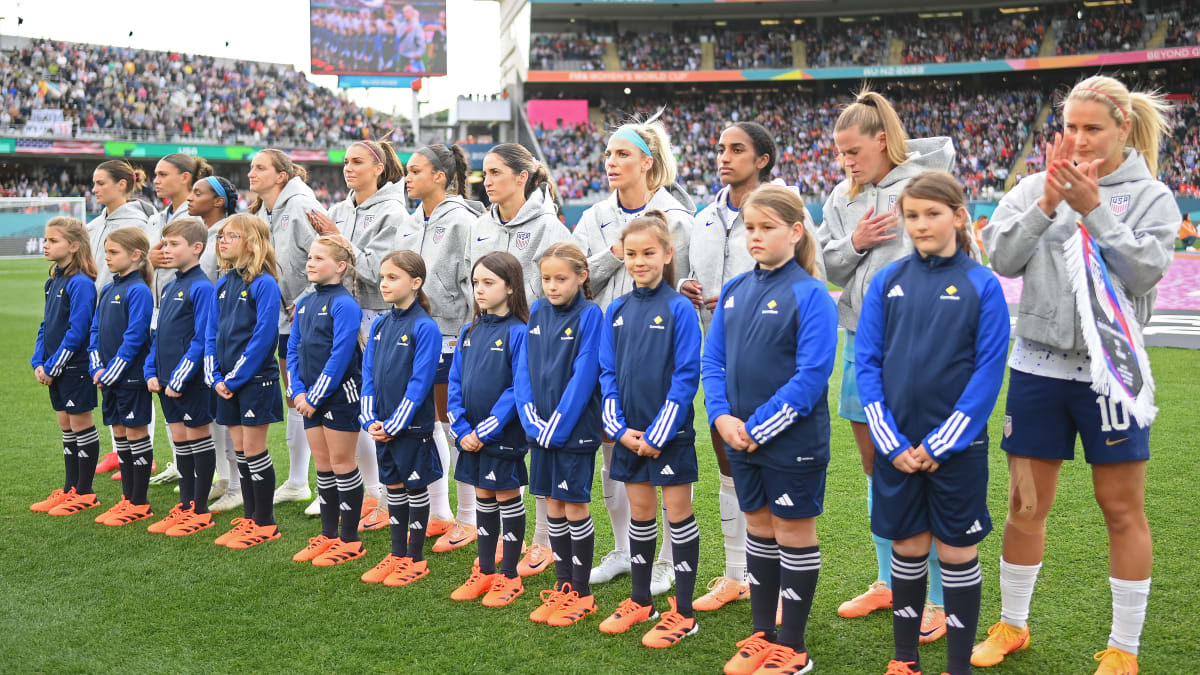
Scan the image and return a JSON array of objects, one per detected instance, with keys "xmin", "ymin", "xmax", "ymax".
[
  {"xmin": 280, "ymin": 215, "xmax": 290, "ymax": 230},
  {"xmin": 364, "ymin": 214, "xmax": 376, "ymax": 226},
  {"xmin": 433, "ymin": 226, "xmax": 447, "ymax": 244},
  {"xmin": 888, "ymin": 194, "xmax": 897, "ymax": 213},
  {"xmin": 515, "ymin": 231, "xmax": 532, "ymax": 250},
  {"xmin": 1109, "ymin": 194, "xmax": 1131, "ymax": 216}
]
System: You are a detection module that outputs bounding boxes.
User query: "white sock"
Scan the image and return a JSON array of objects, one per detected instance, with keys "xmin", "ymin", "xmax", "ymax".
[
  {"xmin": 999, "ymin": 558, "xmax": 1042, "ymax": 629},
  {"xmin": 533, "ymin": 495, "xmax": 550, "ymax": 546},
  {"xmin": 213, "ymin": 424, "xmax": 238, "ymax": 489},
  {"xmin": 600, "ymin": 441, "xmax": 629, "ymax": 554},
  {"xmin": 428, "ymin": 421, "xmax": 453, "ymax": 520},
  {"xmin": 1109, "ymin": 576, "xmax": 1150, "ymax": 655},
  {"xmin": 719, "ymin": 473, "xmax": 747, "ymax": 580},
  {"xmin": 284, "ymin": 407, "xmax": 311, "ymax": 487},
  {"xmin": 355, "ymin": 430, "xmax": 383, "ymax": 499},
  {"xmin": 454, "ymin": 446, "xmax": 477, "ymax": 524},
  {"xmin": 657, "ymin": 498, "xmax": 675, "ymax": 564}
]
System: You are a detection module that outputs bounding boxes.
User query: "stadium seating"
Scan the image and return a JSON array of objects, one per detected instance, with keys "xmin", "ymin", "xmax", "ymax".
[{"xmin": 0, "ymin": 38, "xmax": 413, "ymax": 148}]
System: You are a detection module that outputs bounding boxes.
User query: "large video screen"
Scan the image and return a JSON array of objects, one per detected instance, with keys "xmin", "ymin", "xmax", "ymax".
[{"xmin": 311, "ymin": 1, "xmax": 447, "ymax": 77}]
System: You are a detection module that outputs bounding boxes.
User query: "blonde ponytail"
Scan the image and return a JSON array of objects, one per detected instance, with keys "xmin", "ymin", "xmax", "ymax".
[
  {"xmin": 1067, "ymin": 75, "xmax": 1172, "ymax": 175},
  {"xmin": 834, "ymin": 86, "xmax": 910, "ymax": 199},
  {"xmin": 612, "ymin": 109, "xmax": 678, "ymax": 194}
]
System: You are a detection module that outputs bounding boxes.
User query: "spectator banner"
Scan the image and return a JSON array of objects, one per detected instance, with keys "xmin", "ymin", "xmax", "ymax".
[
  {"xmin": 1063, "ymin": 222, "xmax": 1158, "ymax": 426},
  {"xmin": 527, "ymin": 46, "xmax": 1200, "ymax": 83},
  {"xmin": 12, "ymin": 139, "xmax": 102, "ymax": 155},
  {"xmin": 311, "ymin": 1, "xmax": 447, "ymax": 77}
]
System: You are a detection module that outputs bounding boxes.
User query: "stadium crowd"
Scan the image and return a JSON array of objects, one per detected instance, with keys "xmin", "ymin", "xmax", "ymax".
[
  {"xmin": 0, "ymin": 39, "xmax": 412, "ymax": 148},
  {"xmin": 537, "ymin": 84, "xmax": 1043, "ymax": 202}
]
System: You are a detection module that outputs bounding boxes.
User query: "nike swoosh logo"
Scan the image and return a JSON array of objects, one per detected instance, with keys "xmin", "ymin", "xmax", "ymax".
[
  {"xmin": 706, "ymin": 221, "xmax": 714, "ymax": 227},
  {"xmin": 526, "ymin": 558, "xmax": 549, "ymax": 570},
  {"xmin": 476, "ymin": 237, "xmax": 488, "ymax": 242},
  {"xmin": 1105, "ymin": 437, "xmax": 1129, "ymax": 446},
  {"xmin": 449, "ymin": 536, "xmax": 472, "ymax": 546},
  {"xmin": 600, "ymin": 222, "xmax": 611, "ymax": 229},
  {"xmin": 720, "ymin": 517, "xmax": 736, "ymax": 523}
]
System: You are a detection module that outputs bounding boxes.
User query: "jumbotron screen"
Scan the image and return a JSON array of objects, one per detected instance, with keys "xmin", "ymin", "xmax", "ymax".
[{"xmin": 311, "ymin": 0, "xmax": 447, "ymax": 77}]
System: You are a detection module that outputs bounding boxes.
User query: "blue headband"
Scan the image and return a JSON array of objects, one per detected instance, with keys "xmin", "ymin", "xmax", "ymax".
[
  {"xmin": 612, "ymin": 127, "xmax": 653, "ymax": 157},
  {"xmin": 204, "ymin": 176, "xmax": 228, "ymax": 203}
]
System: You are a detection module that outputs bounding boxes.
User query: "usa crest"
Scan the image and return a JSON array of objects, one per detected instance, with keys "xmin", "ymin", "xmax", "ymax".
[
  {"xmin": 364, "ymin": 214, "xmax": 376, "ymax": 226},
  {"xmin": 433, "ymin": 226, "xmax": 447, "ymax": 244},
  {"xmin": 888, "ymin": 194, "xmax": 897, "ymax": 214},
  {"xmin": 279, "ymin": 215, "xmax": 290, "ymax": 230},
  {"xmin": 515, "ymin": 231, "xmax": 532, "ymax": 250},
  {"xmin": 1109, "ymin": 194, "xmax": 1130, "ymax": 216}
]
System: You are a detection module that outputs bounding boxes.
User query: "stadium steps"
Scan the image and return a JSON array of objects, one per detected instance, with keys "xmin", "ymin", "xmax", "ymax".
[
  {"xmin": 888, "ymin": 38, "xmax": 905, "ymax": 65},
  {"xmin": 1007, "ymin": 101, "xmax": 1052, "ymax": 191},
  {"xmin": 1147, "ymin": 16, "xmax": 1169, "ymax": 48},
  {"xmin": 1039, "ymin": 28, "xmax": 1056, "ymax": 57},
  {"xmin": 702, "ymin": 41, "xmax": 715, "ymax": 70},
  {"xmin": 604, "ymin": 42, "xmax": 621, "ymax": 71},
  {"xmin": 793, "ymin": 40, "xmax": 806, "ymax": 69}
]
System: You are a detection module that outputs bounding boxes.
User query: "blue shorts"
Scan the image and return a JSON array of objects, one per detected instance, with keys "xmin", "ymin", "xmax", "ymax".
[
  {"xmin": 838, "ymin": 329, "xmax": 868, "ymax": 423},
  {"xmin": 102, "ymin": 385, "xmax": 153, "ymax": 427},
  {"xmin": 727, "ymin": 443, "xmax": 827, "ymax": 518},
  {"xmin": 301, "ymin": 381, "xmax": 362, "ymax": 433},
  {"xmin": 1002, "ymin": 369, "xmax": 1151, "ymax": 464},
  {"xmin": 434, "ymin": 350, "xmax": 451, "ymax": 385},
  {"xmin": 871, "ymin": 442, "xmax": 992, "ymax": 546},
  {"xmin": 377, "ymin": 434, "xmax": 442, "ymax": 488},
  {"xmin": 277, "ymin": 334, "xmax": 288, "ymax": 361},
  {"xmin": 48, "ymin": 369, "xmax": 96, "ymax": 414},
  {"xmin": 610, "ymin": 438, "xmax": 698, "ymax": 486},
  {"xmin": 455, "ymin": 447, "xmax": 529, "ymax": 491},
  {"xmin": 215, "ymin": 376, "xmax": 284, "ymax": 427},
  {"xmin": 529, "ymin": 447, "xmax": 596, "ymax": 503},
  {"xmin": 158, "ymin": 377, "xmax": 214, "ymax": 427}
]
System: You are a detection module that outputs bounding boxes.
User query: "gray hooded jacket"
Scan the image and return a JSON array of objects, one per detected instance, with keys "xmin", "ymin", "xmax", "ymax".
[
  {"xmin": 87, "ymin": 199, "xmax": 157, "ymax": 289},
  {"xmin": 259, "ymin": 176, "xmax": 324, "ymax": 332},
  {"xmin": 471, "ymin": 185, "xmax": 574, "ymax": 303},
  {"xmin": 818, "ymin": 136, "xmax": 955, "ymax": 331},
  {"xmin": 574, "ymin": 183, "xmax": 695, "ymax": 309},
  {"xmin": 396, "ymin": 194, "xmax": 482, "ymax": 336},
  {"xmin": 330, "ymin": 181, "xmax": 410, "ymax": 311},
  {"xmin": 984, "ymin": 148, "xmax": 1177, "ymax": 351},
  {"xmin": 685, "ymin": 184, "xmax": 825, "ymax": 330}
]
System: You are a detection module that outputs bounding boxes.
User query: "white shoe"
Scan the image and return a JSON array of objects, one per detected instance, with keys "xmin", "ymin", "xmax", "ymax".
[
  {"xmin": 590, "ymin": 549, "xmax": 631, "ymax": 584},
  {"xmin": 149, "ymin": 461, "xmax": 181, "ymax": 484},
  {"xmin": 273, "ymin": 482, "xmax": 311, "ymax": 504},
  {"xmin": 304, "ymin": 495, "xmax": 321, "ymax": 517},
  {"xmin": 650, "ymin": 559, "xmax": 675, "ymax": 596},
  {"xmin": 200, "ymin": 479, "xmax": 227, "ymax": 503},
  {"xmin": 208, "ymin": 489, "xmax": 244, "ymax": 513}
]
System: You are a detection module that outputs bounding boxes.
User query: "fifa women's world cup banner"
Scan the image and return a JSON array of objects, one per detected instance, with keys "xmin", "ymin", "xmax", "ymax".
[
  {"xmin": 1063, "ymin": 222, "xmax": 1158, "ymax": 426},
  {"xmin": 311, "ymin": 0, "xmax": 448, "ymax": 77}
]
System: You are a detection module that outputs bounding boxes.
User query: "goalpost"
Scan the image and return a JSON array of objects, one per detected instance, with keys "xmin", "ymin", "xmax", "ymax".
[{"xmin": 0, "ymin": 197, "xmax": 88, "ymax": 257}]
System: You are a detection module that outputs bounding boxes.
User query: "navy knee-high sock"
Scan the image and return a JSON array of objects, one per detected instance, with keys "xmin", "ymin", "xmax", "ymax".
[
  {"xmin": 386, "ymin": 487, "xmax": 409, "ymax": 557},
  {"xmin": 406, "ymin": 487, "xmax": 429, "ymax": 562},
  {"xmin": 629, "ymin": 517, "xmax": 658, "ymax": 608},
  {"xmin": 336, "ymin": 469, "xmax": 364, "ymax": 543},
  {"xmin": 61, "ymin": 430, "xmax": 78, "ymax": 491},
  {"xmin": 476, "ymin": 496, "xmax": 500, "ymax": 575},
  {"xmin": 498, "ymin": 496, "xmax": 525, "ymax": 579},
  {"xmin": 941, "ymin": 557, "xmax": 983, "ymax": 675},
  {"xmin": 891, "ymin": 551, "xmax": 929, "ymax": 667},
  {"xmin": 174, "ymin": 439, "xmax": 195, "ymax": 509},
  {"xmin": 74, "ymin": 427, "xmax": 100, "ymax": 495},
  {"xmin": 669, "ymin": 515, "xmax": 701, "ymax": 619},
  {"xmin": 114, "ymin": 436, "xmax": 132, "ymax": 501},
  {"xmin": 548, "ymin": 515, "xmax": 572, "ymax": 590},
  {"xmin": 235, "ymin": 451, "xmax": 254, "ymax": 519},
  {"xmin": 246, "ymin": 452, "xmax": 275, "ymax": 526},
  {"xmin": 778, "ymin": 545, "xmax": 821, "ymax": 653},
  {"xmin": 190, "ymin": 437, "xmax": 215, "ymax": 514},
  {"xmin": 317, "ymin": 471, "xmax": 338, "ymax": 538},
  {"xmin": 569, "ymin": 516, "xmax": 595, "ymax": 597},
  {"xmin": 128, "ymin": 436, "xmax": 153, "ymax": 506},
  {"xmin": 747, "ymin": 533, "xmax": 781, "ymax": 640}
]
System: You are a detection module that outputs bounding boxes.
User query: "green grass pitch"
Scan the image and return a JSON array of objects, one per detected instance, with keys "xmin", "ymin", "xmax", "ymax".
[{"xmin": 0, "ymin": 257, "xmax": 1195, "ymax": 673}]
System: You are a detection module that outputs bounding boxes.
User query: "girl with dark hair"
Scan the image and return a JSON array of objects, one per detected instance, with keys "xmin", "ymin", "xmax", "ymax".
[{"xmin": 399, "ymin": 143, "xmax": 482, "ymax": 550}]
